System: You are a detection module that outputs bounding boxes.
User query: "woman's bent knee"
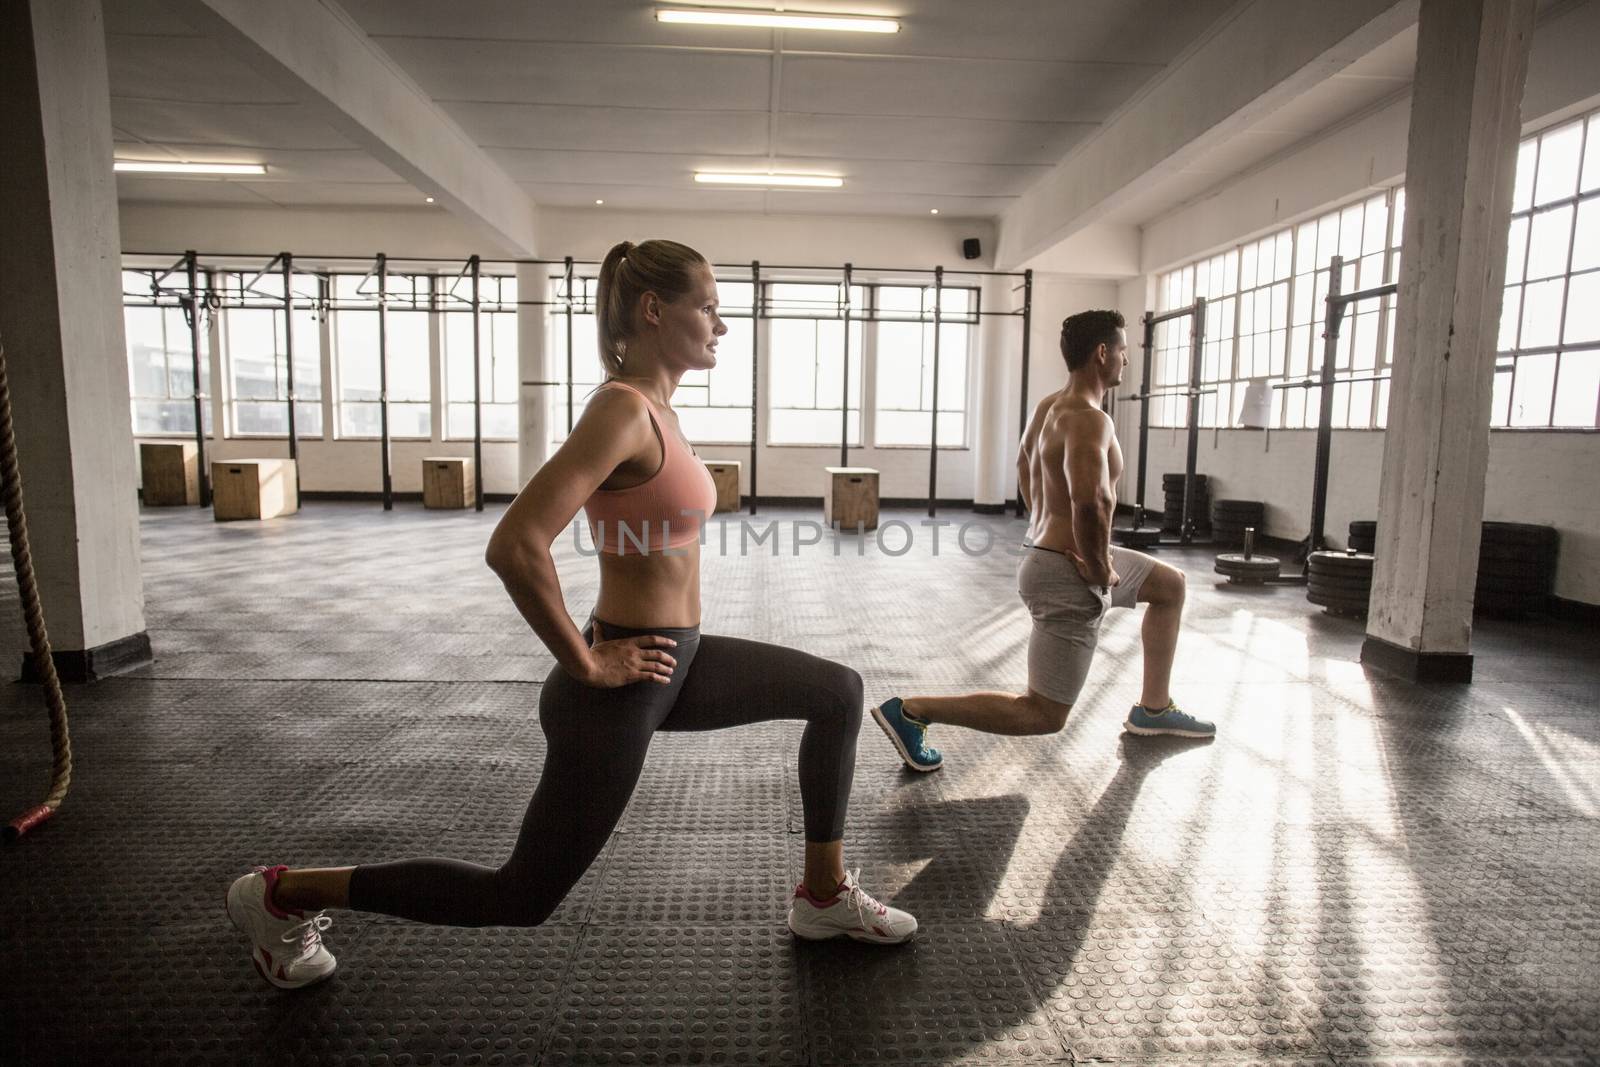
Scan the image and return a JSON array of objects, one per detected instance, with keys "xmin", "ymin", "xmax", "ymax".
[
  {"xmin": 817, "ymin": 659, "xmax": 864, "ymax": 719},
  {"xmin": 487, "ymin": 869, "xmax": 560, "ymax": 927}
]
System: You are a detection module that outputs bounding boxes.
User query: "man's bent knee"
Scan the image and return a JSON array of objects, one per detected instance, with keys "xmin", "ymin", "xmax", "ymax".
[
  {"xmin": 1021, "ymin": 691, "xmax": 1073, "ymax": 734},
  {"xmin": 1141, "ymin": 562, "xmax": 1186, "ymax": 606}
]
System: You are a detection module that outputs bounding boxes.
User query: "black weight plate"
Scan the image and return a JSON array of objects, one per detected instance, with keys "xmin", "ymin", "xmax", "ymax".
[
  {"xmin": 1215, "ymin": 553, "xmax": 1280, "ymax": 571},
  {"xmin": 1113, "ymin": 527, "xmax": 1164, "ymax": 548},
  {"xmin": 1348, "ymin": 520, "xmax": 1377, "ymax": 537},
  {"xmin": 1213, "ymin": 499, "xmax": 1264, "ymax": 510},
  {"xmin": 1348, "ymin": 536, "xmax": 1376, "ymax": 554},
  {"xmin": 1308, "ymin": 578, "xmax": 1373, "ymax": 598},
  {"xmin": 1477, "ymin": 542, "xmax": 1558, "ymax": 565},
  {"xmin": 1307, "ymin": 550, "xmax": 1375, "ymax": 577},
  {"xmin": 1474, "ymin": 595, "xmax": 1541, "ymax": 618},
  {"xmin": 1479, "ymin": 533, "xmax": 1556, "ymax": 553},
  {"xmin": 1307, "ymin": 588, "xmax": 1370, "ymax": 610},
  {"xmin": 1476, "ymin": 575, "xmax": 1553, "ymax": 597},
  {"xmin": 1481, "ymin": 521, "xmax": 1558, "ymax": 545},
  {"xmin": 1477, "ymin": 557, "xmax": 1555, "ymax": 582}
]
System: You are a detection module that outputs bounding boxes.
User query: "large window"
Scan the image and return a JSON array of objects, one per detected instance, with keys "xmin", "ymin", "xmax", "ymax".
[
  {"xmin": 442, "ymin": 274, "xmax": 517, "ymax": 441},
  {"xmin": 767, "ymin": 283, "xmax": 863, "ymax": 446},
  {"xmin": 122, "ymin": 269, "xmax": 214, "ymax": 436},
  {"xmin": 333, "ymin": 273, "xmax": 431, "ymax": 438},
  {"xmin": 874, "ymin": 286, "xmax": 976, "ymax": 447},
  {"xmin": 219, "ymin": 271, "xmax": 324, "ymax": 437},
  {"xmin": 1154, "ymin": 191, "xmax": 1401, "ymax": 430},
  {"xmin": 1496, "ymin": 112, "xmax": 1600, "ymax": 428},
  {"xmin": 1154, "ymin": 104, "xmax": 1600, "ymax": 431}
]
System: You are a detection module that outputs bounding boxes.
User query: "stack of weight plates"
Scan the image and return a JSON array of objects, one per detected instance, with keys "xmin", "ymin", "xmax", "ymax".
[
  {"xmin": 1212, "ymin": 499, "xmax": 1265, "ymax": 547},
  {"xmin": 1348, "ymin": 520, "xmax": 1377, "ymax": 554},
  {"xmin": 1477, "ymin": 521, "xmax": 1559, "ymax": 617},
  {"xmin": 1161, "ymin": 473, "xmax": 1210, "ymax": 533},
  {"xmin": 1307, "ymin": 550, "xmax": 1374, "ymax": 616}
]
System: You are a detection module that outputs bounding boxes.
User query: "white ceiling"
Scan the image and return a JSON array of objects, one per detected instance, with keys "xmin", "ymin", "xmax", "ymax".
[{"xmin": 105, "ymin": 0, "xmax": 1238, "ymax": 216}]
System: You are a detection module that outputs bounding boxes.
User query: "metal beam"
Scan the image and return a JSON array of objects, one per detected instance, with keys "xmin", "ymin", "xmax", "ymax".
[
  {"xmin": 997, "ymin": 0, "xmax": 1416, "ymax": 268},
  {"xmin": 163, "ymin": 0, "xmax": 537, "ymax": 256}
]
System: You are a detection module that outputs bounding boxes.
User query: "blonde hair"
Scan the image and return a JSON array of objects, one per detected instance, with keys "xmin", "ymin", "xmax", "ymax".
[{"xmin": 595, "ymin": 239, "xmax": 709, "ymax": 376}]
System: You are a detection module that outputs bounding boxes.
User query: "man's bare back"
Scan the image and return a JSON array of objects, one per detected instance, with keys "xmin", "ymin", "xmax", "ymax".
[{"xmin": 1018, "ymin": 391, "xmax": 1124, "ymax": 584}]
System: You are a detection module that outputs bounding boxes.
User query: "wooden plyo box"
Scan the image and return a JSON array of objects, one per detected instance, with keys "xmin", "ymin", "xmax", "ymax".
[
  {"xmin": 423, "ymin": 457, "xmax": 475, "ymax": 510},
  {"xmin": 212, "ymin": 459, "xmax": 298, "ymax": 521},
  {"xmin": 703, "ymin": 460, "xmax": 741, "ymax": 513},
  {"xmin": 823, "ymin": 467, "xmax": 879, "ymax": 531},
  {"xmin": 140, "ymin": 441, "xmax": 199, "ymax": 506}
]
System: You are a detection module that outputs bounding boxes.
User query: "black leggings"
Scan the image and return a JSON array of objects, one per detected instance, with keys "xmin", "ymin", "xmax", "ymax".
[{"xmin": 347, "ymin": 619, "xmax": 863, "ymax": 927}]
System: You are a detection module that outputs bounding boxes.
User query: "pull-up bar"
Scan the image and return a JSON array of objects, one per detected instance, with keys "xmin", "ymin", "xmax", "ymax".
[
  {"xmin": 1129, "ymin": 299, "xmax": 1209, "ymax": 543},
  {"xmin": 1304, "ymin": 255, "xmax": 1398, "ymax": 556}
]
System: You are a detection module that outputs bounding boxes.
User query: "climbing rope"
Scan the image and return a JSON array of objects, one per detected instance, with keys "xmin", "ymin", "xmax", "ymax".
[{"xmin": 0, "ymin": 335, "xmax": 72, "ymax": 842}]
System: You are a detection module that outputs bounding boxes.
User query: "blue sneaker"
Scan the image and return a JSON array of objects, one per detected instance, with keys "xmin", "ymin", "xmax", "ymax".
[
  {"xmin": 1124, "ymin": 700, "xmax": 1215, "ymax": 739},
  {"xmin": 870, "ymin": 697, "xmax": 943, "ymax": 772}
]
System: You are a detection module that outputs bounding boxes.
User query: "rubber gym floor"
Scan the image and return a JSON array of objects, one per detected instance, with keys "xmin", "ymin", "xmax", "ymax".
[{"xmin": 2, "ymin": 502, "xmax": 1595, "ymax": 1066}]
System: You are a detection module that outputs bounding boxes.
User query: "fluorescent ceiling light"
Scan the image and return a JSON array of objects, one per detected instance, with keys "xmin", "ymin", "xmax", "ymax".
[
  {"xmin": 695, "ymin": 172, "xmax": 843, "ymax": 187},
  {"xmin": 658, "ymin": 8, "xmax": 898, "ymax": 33},
  {"xmin": 114, "ymin": 161, "xmax": 266, "ymax": 175}
]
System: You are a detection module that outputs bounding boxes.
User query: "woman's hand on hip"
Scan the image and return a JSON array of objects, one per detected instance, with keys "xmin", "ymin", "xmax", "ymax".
[{"xmin": 577, "ymin": 635, "xmax": 679, "ymax": 687}]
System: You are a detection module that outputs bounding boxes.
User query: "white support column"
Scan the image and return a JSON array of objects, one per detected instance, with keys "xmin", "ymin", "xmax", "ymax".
[
  {"xmin": 516, "ymin": 264, "xmax": 552, "ymax": 487},
  {"xmin": 1361, "ymin": 0, "xmax": 1536, "ymax": 683},
  {"xmin": 0, "ymin": 0, "xmax": 149, "ymax": 680},
  {"xmin": 972, "ymin": 276, "xmax": 1013, "ymax": 509}
]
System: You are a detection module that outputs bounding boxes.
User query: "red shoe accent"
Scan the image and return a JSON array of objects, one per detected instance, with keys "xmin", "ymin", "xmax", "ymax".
[
  {"xmin": 259, "ymin": 865, "xmax": 300, "ymax": 920},
  {"xmin": 792, "ymin": 882, "xmax": 843, "ymax": 908},
  {"xmin": 260, "ymin": 948, "xmax": 273, "ymax": 968},
  {"xmin": 276, "ymin": 964, "xmax": 288, "ymax": 982}
]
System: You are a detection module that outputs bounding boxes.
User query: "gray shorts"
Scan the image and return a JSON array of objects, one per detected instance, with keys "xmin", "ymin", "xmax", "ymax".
[{"xmin": 1017, "ymin": 545, "xmax": 1157, "ymax": 706}]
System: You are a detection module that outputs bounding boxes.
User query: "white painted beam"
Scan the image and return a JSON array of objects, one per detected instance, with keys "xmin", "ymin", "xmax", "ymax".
[
  {"xmin": 161, "ymin": 0, "xmax": 538, "ymax": 256},
  {"xmin": 996, "ymin": 0, "xmax": 1416, "ymax": 269},
  {"xmin": 1363, "ymin": 0, "xmax": 1536, "ymax": 679}
]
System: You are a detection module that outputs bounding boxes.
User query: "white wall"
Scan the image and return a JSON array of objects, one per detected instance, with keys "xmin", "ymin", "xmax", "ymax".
[
  {"xmin": 121, "ymin": 201, "xmax": 1019, "ymax": 501},
  {"xmin": 1117, "ymin": 2, "xmax": 1600, "ymax": 604}
]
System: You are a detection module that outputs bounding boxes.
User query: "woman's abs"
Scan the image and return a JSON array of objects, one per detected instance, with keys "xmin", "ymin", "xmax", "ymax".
[{"xmin": 594, "ymin": 546, "xmax": 701, "ymax": 628}]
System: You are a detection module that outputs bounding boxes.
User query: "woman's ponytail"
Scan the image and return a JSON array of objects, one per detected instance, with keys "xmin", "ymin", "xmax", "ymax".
[{"xmin": 595, "ymin": 240, "xmax": 634, "ymax": 376}]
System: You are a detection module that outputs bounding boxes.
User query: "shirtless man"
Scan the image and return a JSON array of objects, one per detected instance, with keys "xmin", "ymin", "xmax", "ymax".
[{"xmin": 870, "ymin": 309, "xmax": 1214, "ymax": 772}]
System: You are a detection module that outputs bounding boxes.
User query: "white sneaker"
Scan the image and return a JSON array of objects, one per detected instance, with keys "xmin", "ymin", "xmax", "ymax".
[
  {"xmin": 225, "ymin": 865, "xmax": 337, "ymax": 989},
  {"xmin": 787, "ymin": 869, "xmax": 917, "ymax": 944}
]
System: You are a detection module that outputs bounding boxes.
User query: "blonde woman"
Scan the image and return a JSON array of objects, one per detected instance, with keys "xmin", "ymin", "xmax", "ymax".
[{"xmin": 226, "ymin": 239, "xmax": 915, "ymax": 989}]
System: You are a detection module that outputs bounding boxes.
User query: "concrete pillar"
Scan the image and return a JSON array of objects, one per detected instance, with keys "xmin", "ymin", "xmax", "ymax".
[
  {"xmin": 515, "ymin": 263, "xmax": 552, "ymax": 486},
  {"xmin": 972, "ymin": 276, "xmax": 1013, "ymax": 510},
  {"xmin": 0, "ymin": 0, "xmax": 149, "ymax": 681},
  {"xmin": 1361, "ymin": 0, "xmax": 1536, "ymax": 683}
]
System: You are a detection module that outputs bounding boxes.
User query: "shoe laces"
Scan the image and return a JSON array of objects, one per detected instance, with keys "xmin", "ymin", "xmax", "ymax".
[
  {"xmin": 280, "ymin": 912, "xmax": 332, "ymax": 960},
  {"xmin": 842, "ymin": 870, "xmax": 889, "ymax": 929},
  {"xmin": 902, "ymin": 717, "xmax": 936, "ymax": 758}
]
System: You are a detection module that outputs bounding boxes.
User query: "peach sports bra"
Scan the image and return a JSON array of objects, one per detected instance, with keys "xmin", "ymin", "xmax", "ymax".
[{"xmin": 583, "ymin": 381, "xmax": 718, "ymax": 555}]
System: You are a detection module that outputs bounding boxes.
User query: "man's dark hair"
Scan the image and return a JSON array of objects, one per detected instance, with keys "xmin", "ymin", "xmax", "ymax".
[{"xmin": 1060, "ymin": 309, "xmax": 1125, "ymax": 372}]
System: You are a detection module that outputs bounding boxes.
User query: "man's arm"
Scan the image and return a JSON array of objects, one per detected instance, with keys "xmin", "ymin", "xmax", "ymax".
[{"xmin": 1064, "ymin": 410, "xmax": 1116, "ymax": 584}]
